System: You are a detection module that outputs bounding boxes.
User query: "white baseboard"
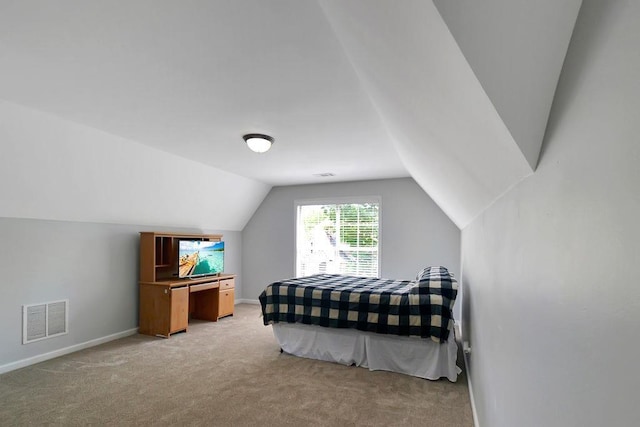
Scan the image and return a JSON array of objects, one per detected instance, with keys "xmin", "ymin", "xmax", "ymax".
[
  {"xmin": 463, "ymin": 351, "xmax": 480, "ymax": 427},
  {"xmin": 0, "ymin": 327, "xmax": 139, "ymax": 375},
  {"xmin": 236, "ymin": 299, "xmax": 260, "ymax": 305}
]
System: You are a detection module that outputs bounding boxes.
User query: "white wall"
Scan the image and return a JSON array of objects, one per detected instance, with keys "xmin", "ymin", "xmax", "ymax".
[
  {"xmin": 461, "ymin": 1, "xmax": 640, "ymax": 425},
  {"xmin": 242, "ymin": 178, "xmax": 461, "ymax": 317},
  {"xmin": 0, "ymin": 218, "xmax": 241, "ymax": 371}
]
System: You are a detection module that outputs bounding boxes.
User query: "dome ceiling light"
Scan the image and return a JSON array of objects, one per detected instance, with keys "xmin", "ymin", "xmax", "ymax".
[{"xmin": 242, "ymin": 133, "xmax": 274, "ymax": 153}]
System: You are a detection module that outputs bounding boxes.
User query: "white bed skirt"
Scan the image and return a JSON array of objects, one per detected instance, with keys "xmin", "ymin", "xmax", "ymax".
[{"xmin": 272, "ymin": 323, "xmax": 461, "ymax": 382}]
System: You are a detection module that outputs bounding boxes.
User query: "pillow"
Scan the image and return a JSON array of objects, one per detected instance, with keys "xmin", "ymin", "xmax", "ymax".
[
  {"xmin": 415, "ymin": 266, "xmax": 452, "ymax": 281},
  {"xmin": 411, "ymin": 266, "xmax": 458, "ymax": 303}
]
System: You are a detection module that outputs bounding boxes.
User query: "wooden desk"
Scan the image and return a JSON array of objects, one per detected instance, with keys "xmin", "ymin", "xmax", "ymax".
[{"xmin": 139, "ymin": 274, "xmax": 235, "ymax": 338}]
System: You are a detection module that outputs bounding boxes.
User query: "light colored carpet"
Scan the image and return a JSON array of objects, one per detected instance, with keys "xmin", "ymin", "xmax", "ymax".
[{"xmin": 0, "ymin": 304, "xmax": 473, "ymax": 426}]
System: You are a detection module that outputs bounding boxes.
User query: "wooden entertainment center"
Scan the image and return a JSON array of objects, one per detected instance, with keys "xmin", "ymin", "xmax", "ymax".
[{"xmin": 138, "ymin": 231, "xmax": 235, "ymax": 337}]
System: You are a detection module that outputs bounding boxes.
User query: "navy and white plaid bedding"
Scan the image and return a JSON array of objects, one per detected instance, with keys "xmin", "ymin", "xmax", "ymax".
[{"xmin": 259, "ymin": 267, "xmax": 458, "ymax": 343}]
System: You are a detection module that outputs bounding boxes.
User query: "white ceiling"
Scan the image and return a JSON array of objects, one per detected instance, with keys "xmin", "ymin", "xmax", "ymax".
[
  {"xmin": 0, "ymin": 0, "xmax": 407, "ymax": 186},
  {"xmin": 0, "ymin": 0, "xmax": 581, "ymax": 229}
]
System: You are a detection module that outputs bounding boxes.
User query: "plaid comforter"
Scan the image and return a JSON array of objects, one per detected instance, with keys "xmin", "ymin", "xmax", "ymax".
[{"xmin": 259, "ymin": 268, "xmax": 458, "ymax": 343}]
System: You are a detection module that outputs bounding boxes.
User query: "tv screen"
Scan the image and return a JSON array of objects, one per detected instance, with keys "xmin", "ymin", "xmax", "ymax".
[{"xmin": 178, "ymin": 240, "xmax": 224, "ymax": 278}]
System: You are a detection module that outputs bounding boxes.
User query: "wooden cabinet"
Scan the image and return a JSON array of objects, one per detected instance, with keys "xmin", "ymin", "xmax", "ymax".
[
  {"xmin": 139, "ymin": 284, "xmax": 189, "ymax": 337},
  {"xmin": 138, "ymin": 232, "xmax": 235, "ymax": 337}
]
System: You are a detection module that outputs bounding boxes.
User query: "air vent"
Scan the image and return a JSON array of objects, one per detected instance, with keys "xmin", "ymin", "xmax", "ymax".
[
  {"xmin": 313, "ymin": 173, "xmax": 336, "ymax": 177},
  {"xmin": 23, "ymin": 300, "xmax": 69, "ymax": 344}
]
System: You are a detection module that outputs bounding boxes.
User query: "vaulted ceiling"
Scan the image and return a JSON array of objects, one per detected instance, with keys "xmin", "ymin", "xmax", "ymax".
[{"xmin": 0, "ymin": 0, "xmax": 581, "ymax": 229}]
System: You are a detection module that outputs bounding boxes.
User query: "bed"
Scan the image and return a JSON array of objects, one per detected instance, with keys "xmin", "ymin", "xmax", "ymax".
[{"xmin": 258, "ymin": 266, "xmax": 460, "ymax": 381}]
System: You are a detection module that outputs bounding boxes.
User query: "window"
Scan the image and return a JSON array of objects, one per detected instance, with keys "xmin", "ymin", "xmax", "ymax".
[{"xmin": 296, "ymin": 198, "xmax": 380, "ymax": 277}]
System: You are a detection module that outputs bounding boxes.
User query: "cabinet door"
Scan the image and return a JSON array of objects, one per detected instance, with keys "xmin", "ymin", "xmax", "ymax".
[
  {"xmin": 170, "ymin": 286, "xmax": 189, "ymax": 334},
  {"xmin": 139, "ymin": 284, "xmax": 171, "ymax": 336},
  {"xmin": 218, "ymin": 289, "xmax": 235, "ymax": 318}
]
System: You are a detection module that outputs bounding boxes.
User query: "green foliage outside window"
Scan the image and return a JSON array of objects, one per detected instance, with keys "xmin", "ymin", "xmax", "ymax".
[
  {"xmin": 298, "ymin": 202, "xmax": 379, "ymax": 277},
  {"xmin": 320, "ymin": 203, "xmax": 379, "ymax": 248}
]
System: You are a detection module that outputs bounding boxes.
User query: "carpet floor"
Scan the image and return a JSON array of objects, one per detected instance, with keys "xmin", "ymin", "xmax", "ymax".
[{"xmin": 0, "ymin": 304, "xmax": 473, "ymax": 426}]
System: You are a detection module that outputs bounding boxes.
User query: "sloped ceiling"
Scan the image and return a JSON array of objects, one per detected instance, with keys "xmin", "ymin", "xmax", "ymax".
[
  {"xmin": 0, "ymin": 1, "xmax": 581, "ymax": 230},
  {"xmin": 319, "ymin": 0, "xmax": 581, "ymax": 227},
  {"xmin": 433, "ymin": 0, "xmax": 583, "ymax": 170}
]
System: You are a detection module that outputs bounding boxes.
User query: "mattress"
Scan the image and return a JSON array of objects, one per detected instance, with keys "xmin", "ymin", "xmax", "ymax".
[{"xmin": 259, "ymin": 270, "xmax": 457, "ymax": 343}]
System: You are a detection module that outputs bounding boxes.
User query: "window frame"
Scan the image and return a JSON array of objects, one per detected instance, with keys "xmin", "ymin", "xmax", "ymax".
[{"xmin": 294, "ymin": 196, "xmax": 382, "ymax": 278}]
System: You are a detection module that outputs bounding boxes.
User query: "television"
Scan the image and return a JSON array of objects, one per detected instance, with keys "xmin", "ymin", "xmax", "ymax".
[{"xmin": 178, "ymin": 240, "xmax": 224, "ymax": 278}]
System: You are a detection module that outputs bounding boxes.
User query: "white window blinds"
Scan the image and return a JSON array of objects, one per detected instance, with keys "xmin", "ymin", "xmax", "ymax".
[{"xmin": 296, "ymin": 200, "xmax": 380, "ymax": 277}]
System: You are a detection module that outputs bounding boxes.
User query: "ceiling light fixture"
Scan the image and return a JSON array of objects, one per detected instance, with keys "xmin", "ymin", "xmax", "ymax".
[{"xmin": 242, "ymin": 133, "xmax": 274, "ymax": 153}]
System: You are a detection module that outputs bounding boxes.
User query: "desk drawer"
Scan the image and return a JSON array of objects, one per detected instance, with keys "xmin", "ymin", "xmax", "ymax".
[
  {"xmin": 220, "ymin": 278, "xmax": 235, "ymax": 291},
  {"xmin": 190, "ymin": 282, "xmax": 217, "ymax": 293}
]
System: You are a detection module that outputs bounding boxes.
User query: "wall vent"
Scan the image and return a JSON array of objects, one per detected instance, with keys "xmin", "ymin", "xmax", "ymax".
[{"xmin": 23, "ymin": 300, "xmax": 69, "ymax": 344}]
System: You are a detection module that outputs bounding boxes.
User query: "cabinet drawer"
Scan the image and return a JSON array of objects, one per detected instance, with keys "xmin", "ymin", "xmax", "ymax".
[{"xmin": 220, "ymin": 278, "xmax": 235, "ymax": 291}]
